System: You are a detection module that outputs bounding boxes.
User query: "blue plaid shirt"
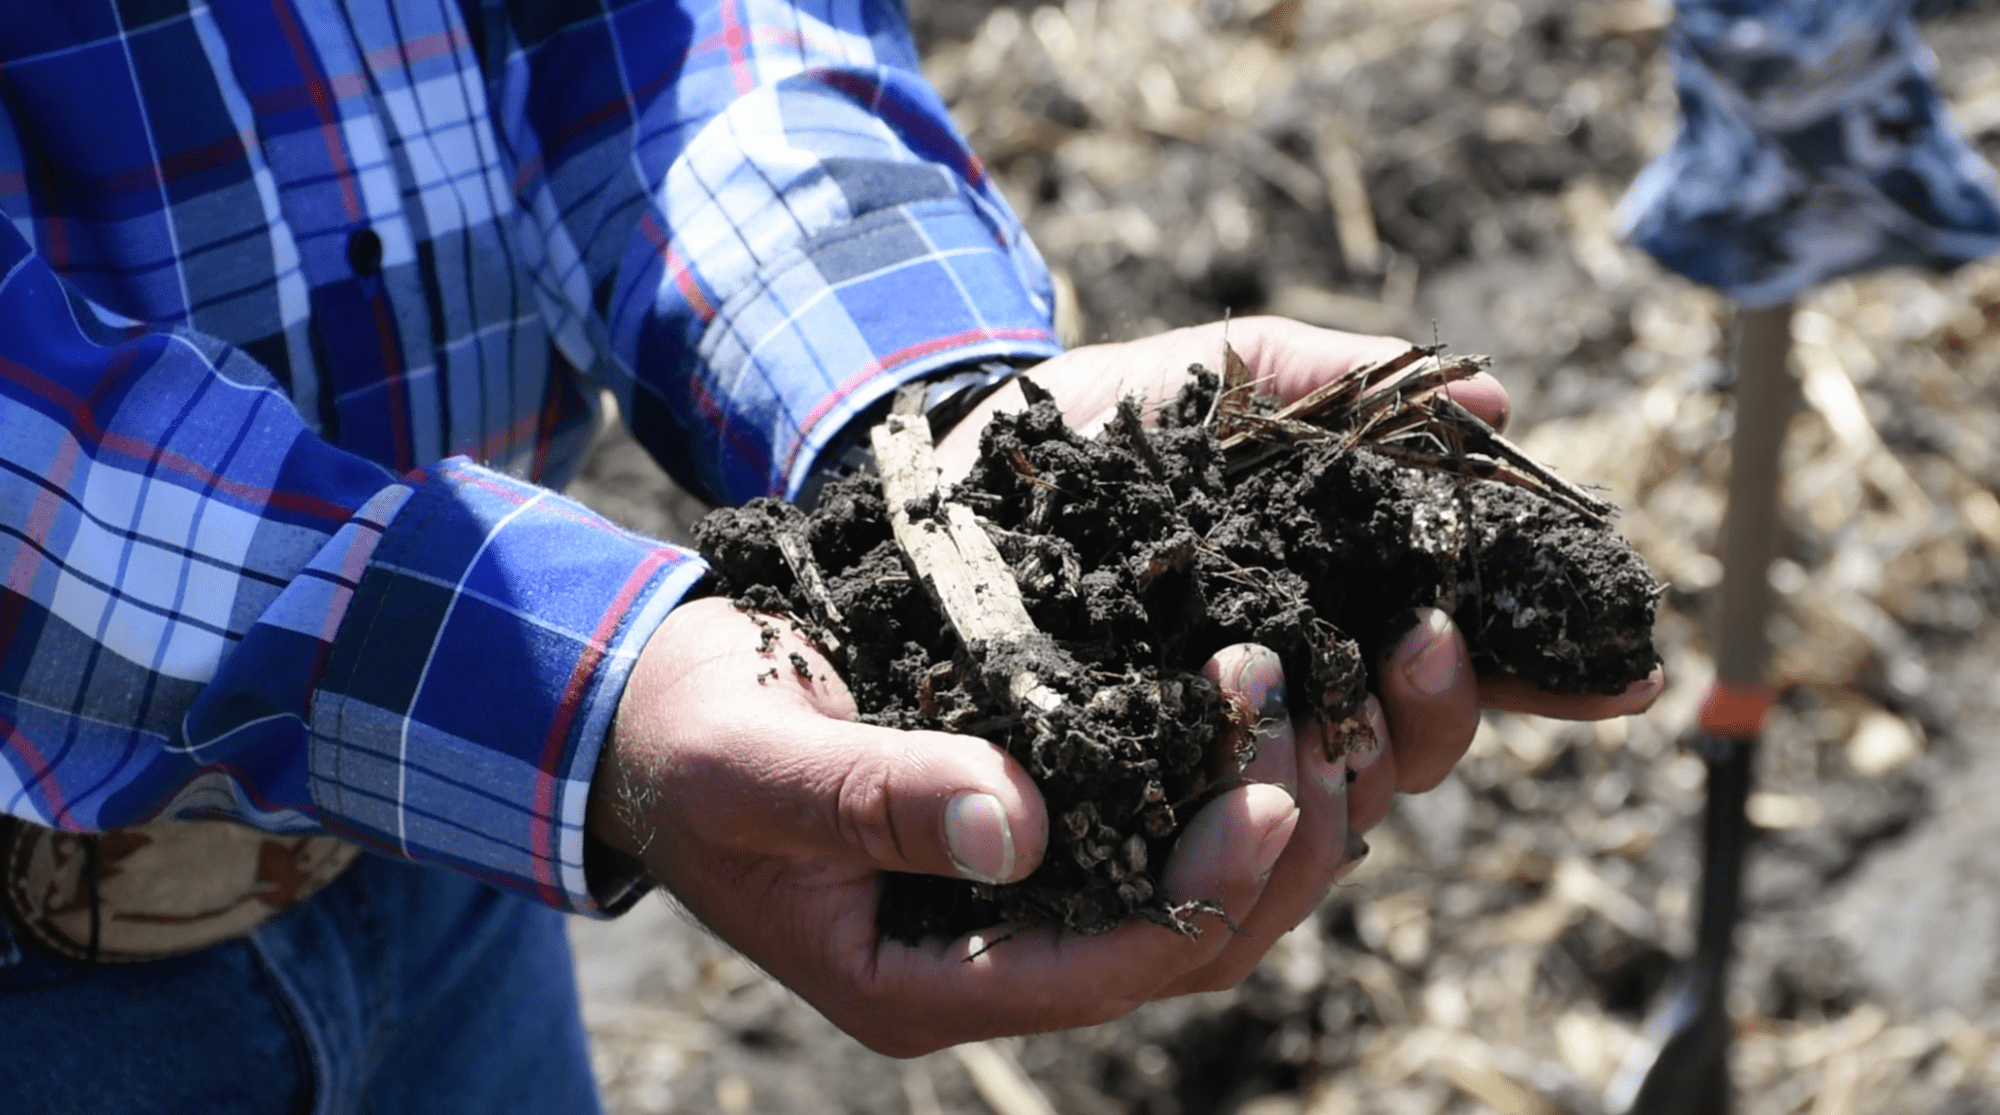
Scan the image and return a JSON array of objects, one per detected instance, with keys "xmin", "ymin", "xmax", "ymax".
[{"xmin": 0, "ymin": 0, "xmax": 1062, "ymax": 914}]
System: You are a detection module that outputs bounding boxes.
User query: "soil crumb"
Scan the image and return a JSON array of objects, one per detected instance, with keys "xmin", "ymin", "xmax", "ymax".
[{"xmin": 693, "ymin": 356, "xmax": 1660, "ymax": 943}]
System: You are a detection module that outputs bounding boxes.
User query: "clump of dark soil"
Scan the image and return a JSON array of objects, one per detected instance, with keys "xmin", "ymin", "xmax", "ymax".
[{"xmin": 693, "ymin": 350, "xmax": 1659, "ymax": 944}]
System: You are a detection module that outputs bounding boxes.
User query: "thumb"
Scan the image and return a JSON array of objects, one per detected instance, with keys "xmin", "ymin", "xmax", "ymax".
[{"xmin": 777, "ymin": 717, "xmax": 1050, "ymax": 883}]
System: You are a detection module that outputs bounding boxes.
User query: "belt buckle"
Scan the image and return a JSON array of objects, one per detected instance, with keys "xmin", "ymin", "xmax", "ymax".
[{"xmin": 1, "ymin": 818, "xmax": 360, "ymax": 962}]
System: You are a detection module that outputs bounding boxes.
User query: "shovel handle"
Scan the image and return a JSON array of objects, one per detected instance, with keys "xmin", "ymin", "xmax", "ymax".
[
  {"xmin": 1713, "ymin": 304, "xmax": 1798, "ymax": 689},
  {"xmin": 1696, "ymin": 302, "xmax": 1798, "ymax": 1004}
]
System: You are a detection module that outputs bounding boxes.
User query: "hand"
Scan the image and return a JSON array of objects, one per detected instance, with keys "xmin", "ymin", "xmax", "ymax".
[
  {"xmin": 592, "ymin": 317, "xmax": 1661, "ymax": 1055},
  {"xmin": 590, "ymin": 597, "xmax": 1307, "ymax": 1055}
]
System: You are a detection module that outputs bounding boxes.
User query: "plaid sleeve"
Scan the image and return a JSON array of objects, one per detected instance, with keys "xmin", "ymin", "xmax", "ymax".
[
  {"xmin": 480, "ymin": 0, "xmax": 1066, "ymax": 506},
  {"xmin": 0, "ymin": 225, "xmax": 701, "ymax": 915}
]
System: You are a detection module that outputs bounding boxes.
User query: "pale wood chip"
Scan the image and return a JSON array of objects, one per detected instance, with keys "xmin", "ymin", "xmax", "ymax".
[{"xmin": 871, "ymin": 413, "xmax": 1064, "ymax": 715}]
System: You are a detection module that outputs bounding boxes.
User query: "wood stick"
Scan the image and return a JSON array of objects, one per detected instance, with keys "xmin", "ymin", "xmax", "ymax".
[
  {"xmin": 870, "ymin": 413, "xmax": 1064, "ymax": 715},
  {"xmin": 773, "ymin": 528, "xmax": 846, "ymax": 662}
]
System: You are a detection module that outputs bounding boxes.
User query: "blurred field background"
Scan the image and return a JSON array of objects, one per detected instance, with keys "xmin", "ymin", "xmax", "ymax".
[{"xmin": 564, "ymin": 1, "xmax": 2000, "ymax": 1111}]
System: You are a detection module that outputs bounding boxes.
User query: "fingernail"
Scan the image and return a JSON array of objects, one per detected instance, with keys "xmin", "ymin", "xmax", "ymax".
[
  {"xmin": 1253, "ymin": 807, "xmax": 1300, "ymax": 881},
  {"xmin": 1233, "ymin": 648, "xmax": 1288, "ymax": 723},
  {"xmin": 1226, "ymin": 648, "xmax": 1292, "ymax": 774},
  {"xmin": 1334, "ymin": 829, "xmax": 1371, "ymax": 881},
  {"xmin": 1348, "ymin": 696, "xmax": 1388, "ymax": 772},
  {"xmin": 1256, "ymin": 690, "xmax": 1295, "ymax": 761},
  {"xmin": 1317, "ymin": 750, "xmax": 1349, "ymax": 799},
  {"xmin": 1396, "ymin": 608, "xmax": 1460, "ymax": 697},
  {"xmin": 945, "ymin": 792, "xmax": 1015, "ymax": 884}
]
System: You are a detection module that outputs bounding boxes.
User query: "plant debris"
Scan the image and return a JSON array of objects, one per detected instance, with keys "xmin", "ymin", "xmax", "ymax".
[{"xmin": 693, "ymin": 346, "xmax": 1660, "ymax": 943}]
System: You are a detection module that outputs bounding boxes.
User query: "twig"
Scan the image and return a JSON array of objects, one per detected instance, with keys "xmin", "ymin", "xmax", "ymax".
[
  {"xmin": 1113, "ymin": 397, "xmax": 1168, "ymax": 481},
  {"xmin": 1217, "ymin": 343, "xmax": 1443, "ymax": 458},
  {"xmin": 870, "ymin": 413, "xmax": 1065, "ymax": 716},
  {"xmin": 1420, "ymin": 395, "xmax": 1615, "ymax": 523},
  {"xmin": 1215, "ymin": 345, "xmax": 1614, "ymax": 525},
  {"xmin": 773, "ymin": 528, "xmax": 846, "ymax": 663},
  {"xmin": 1215, "ymin": 347, "xmax": 1465, "ymax": 475}
]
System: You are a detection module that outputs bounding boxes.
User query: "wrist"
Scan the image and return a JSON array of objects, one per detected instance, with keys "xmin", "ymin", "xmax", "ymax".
[
  {"xmin": 589, "ymin": 597, "xmax": 688, "ymax": 862},
  {"xmin": 795, "ymin": 358, "xmax": 1039, "ymax": 510},
  {"xmin": 913, "ymin": 358, "xmax": 1037, "ymax": 439},
  {"xmin": 583, "ymin": 584, "xmax": 720, "ymax": 898},
  {"xmin": 584, "ymin": 733, "xmax": 646, "ymax": 860}
]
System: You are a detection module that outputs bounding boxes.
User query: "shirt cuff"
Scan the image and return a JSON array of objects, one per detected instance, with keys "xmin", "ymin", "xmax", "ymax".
[
  {"xmin": 793, "ymin": 356, "xmax": 1034, "ymax": 510},
  {"xmin": 673, "ymin": 196, "xmax": 1066, "ymax": 507},
  {"xmin": 306, "ymin": 458, "xmax": 705, "ymax": 915}
]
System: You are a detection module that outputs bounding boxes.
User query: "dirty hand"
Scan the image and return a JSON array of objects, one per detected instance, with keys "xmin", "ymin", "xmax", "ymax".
[
  {"xmin": 591, "ymin": 317, "xmax": 1662, "ymax": 1056},
  {"xmin": 938, "ymin": 317, "xmax": 1664, "ymax": 992},
  {"xmin": 590, "ymin": 596, "xmax": 1307, "ymax": 1055}
]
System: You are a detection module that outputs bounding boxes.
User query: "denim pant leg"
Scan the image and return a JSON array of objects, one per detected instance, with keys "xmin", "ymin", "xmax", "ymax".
[
  {"xmin": 0, "ymin": 852, "xmax": 603, "ymax": 1115},
  {"xmin": 0, "ymin": 918, "xmax": 312, "ymax": 1114}
]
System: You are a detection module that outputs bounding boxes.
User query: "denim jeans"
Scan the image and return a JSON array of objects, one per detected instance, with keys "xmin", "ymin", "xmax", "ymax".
[{"xmin": 0, "ymin": 852, "xmax": 604, "ymax": 1114}]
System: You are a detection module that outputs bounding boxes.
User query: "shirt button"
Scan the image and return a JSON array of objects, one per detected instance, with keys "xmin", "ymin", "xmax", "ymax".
[{"xmin": 347, "ymin": 228, "xmax": 383, "ymax": 277}]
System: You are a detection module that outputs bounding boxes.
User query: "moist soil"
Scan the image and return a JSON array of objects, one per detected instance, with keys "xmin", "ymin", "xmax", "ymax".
[{"xmin": 692, "ymin": 367, "xmax": 1659, "ymax": 943}]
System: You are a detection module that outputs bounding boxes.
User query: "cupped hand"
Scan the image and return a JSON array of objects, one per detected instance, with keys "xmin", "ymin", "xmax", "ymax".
[
  {"xmin": 590, "ymin": 597, "xmax": 1305, "ymax": 1055},
  {"xmin": 594, "ymin": 317, "xmax": 1661, "ymax": 1053}
]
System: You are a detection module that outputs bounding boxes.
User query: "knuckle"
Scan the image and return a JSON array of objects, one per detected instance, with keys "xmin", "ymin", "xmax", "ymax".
[
  {"xmin": 1395, "ymin": 737, "xmax": 1466, "ymax": 793},
  {"xmin": 1400, "ymin": 766, "xmax": 1449, "ymax": 794},
  {"xmin": 1350, "ymin": 786, "xmax": 1395, "ymax": 835},
  {"xmin": 832, "ymin": 755, "xmax": 902, "ymax": 863},
  {"xmin": 1069, "ymin": 989, "xmax": 1152, "ymax": 1029},
  {"xmin": 821, "ymin": 962, "xmax": 944, "ymax": 1058},
  {"xmin": 833, "ymin": 1006, "xmax": 937, "ymax": 1057}
]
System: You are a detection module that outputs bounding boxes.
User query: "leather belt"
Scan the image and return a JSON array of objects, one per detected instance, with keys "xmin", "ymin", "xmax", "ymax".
[{"xmin": 2, "ymin": 818, "xmax": 360, "ymax": 963}]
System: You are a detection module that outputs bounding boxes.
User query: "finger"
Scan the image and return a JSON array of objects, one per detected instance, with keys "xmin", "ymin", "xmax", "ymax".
[
  {"xmin": 1232, "ymin": 318, "xmax": 1512, "ymax": 429},
  {"xmin": 1157, "ymin": 781, "xmax": 1298, "ymax": 926},
  {"xmin": 1007, "ymin": 317, "xmax": 1411, "ymax": 430},
  {"xmin": 1443, "ymin": 371, "xmax": 1510, "ymax": 431},
  {"xmin": 1227, "ymin": 316, "xmax": 1418, "ymax": 403},
  {"xmin": 635, "ymin": 603, "xmax": 1051, "ymax": 883},
  {"xmin": 697, "ymin": 713, "xmax": 1051, "ymax": 885},
  {"xmin": 937, "ymin": 318, "xmax": 1515, "ymax": 480},
  {"xmin": 1345, "ymin": 698, "xmax": 1400, "ymax": 834},
  {"xmin": 1478, "ymin": 666, "xmax": 1666, "ymax": 720},
  {"xmin": 823, "ymin": 782, "xmax": 1299, "ymax": 1054},
  {"xmin": 1377, "ymin": 607, "xmax": 1480, "ymax": 794},
  {"xmin": 1203, "ymin": 644, "xmax": 1297, "ymax": 791},
  {"xmin": 1155, "ymin": 718, "xmax": 1364, "ymax": 996}
]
